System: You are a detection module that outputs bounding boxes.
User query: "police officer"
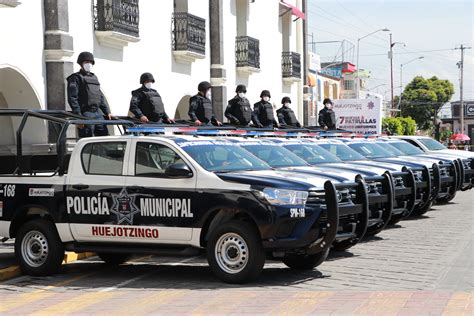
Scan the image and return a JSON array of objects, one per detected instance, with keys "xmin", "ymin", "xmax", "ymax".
[
  {"xmin": 188, "ymin": 81, "xmax": 222, "ymax": 126},
  {"xmin": 277, "ymin": 97, "xmax": 301, "ymax": 128},
  {"xmin": 318, "ymin": 98, "xmax": 337, "ymax": 130},
  {"xmin": 129, "ymin": 72, "xmax": 175, "ymax": 124},
  {"xmin": 252, "ymin": 90, "xmax": 279, "ymax": 128},
  {"xmin": 225, "ymin": 84, "xmax": 252, "ymax": 126},
  {"xmin": 67, "ymin": 51, "xmax": 112, "ymax": 137}
]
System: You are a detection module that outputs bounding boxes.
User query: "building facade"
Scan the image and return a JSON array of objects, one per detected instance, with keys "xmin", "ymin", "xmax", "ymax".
[{"xmin": 0, "ymin": 0, "xmax": 304, "ymax": 145}]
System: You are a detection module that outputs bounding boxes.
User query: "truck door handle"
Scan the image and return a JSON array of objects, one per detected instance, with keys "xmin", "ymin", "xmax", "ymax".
[
  {"xmin": 129, "ymin": 186, "xmax": 145, "ymax": 191},
  {"xmin": 72, "ymin": 184, "xmax": 89, "ymax": 190}
]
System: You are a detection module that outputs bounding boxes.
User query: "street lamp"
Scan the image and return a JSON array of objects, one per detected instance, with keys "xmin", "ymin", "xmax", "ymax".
[
  {"xmin": 397, "ymin": 56, "xmax": 424, "ymax": 112},
  {"xmin": 389, "ymin": 35, "xmax": 406, "ymax": 113},
  {"xmin": 356, "ymin": 28, "xmax": 390, "ymax": 98}
]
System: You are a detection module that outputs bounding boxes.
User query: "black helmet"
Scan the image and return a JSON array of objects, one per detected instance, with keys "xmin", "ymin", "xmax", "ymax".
[
  {"xmin": 77, "ymin": 51, "xmax": 95, "ymax": 65},
  {"xmin": 198, "ymin": 81, "xmax": 212, "ymax": 92},
  {"xmin": 140, "ymin": 72, "xmax": 155, "ymax": 84},
  {"xmin": 235, "ymin": 84, "xmax": 247, "ymax": 93},
  {"xmin": 260, "ymin": 90, "xmax": 271, "ymax": 98},
  {"xmin": 281, "ymin": 96, "xmax": 291, "ymax": 104},
  {"xmin": 323, "ymin": 98, "xmax": 333, "ymax": 105}
]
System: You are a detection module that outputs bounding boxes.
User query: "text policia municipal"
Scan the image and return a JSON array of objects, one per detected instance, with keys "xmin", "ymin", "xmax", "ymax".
[{"xmin": 66, "ymin": 196, "xmax": 194, "ymax": 218}]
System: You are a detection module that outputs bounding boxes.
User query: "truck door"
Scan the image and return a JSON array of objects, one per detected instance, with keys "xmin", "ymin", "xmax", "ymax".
[
  {"xmin": 65, "ymin": 140, "xmax": 128, "ymax": 242},
  {"xmin": 125, "ymin": 140, "xmax": 198, "ymax": 243}
]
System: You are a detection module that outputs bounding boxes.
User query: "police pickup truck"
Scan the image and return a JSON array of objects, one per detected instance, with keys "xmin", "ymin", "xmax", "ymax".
[{"xmin": 0, "ymin": 109, "xmax": 370, "ymax": 283}]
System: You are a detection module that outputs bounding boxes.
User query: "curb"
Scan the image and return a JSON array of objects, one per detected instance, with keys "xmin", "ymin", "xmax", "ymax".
[{"xmin": 0, "ymin": 252, "xmax": 96, "ymax": 282}]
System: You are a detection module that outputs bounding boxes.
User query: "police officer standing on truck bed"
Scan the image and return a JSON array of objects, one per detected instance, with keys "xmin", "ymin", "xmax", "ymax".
[
  {"xmin": 252, "ymin": 90, "xmax": 279, "ymax": 128},
  {"xmin": 67, "ymin": 51, "xmax": 112, "ymax": 137},
  {"xmin": 318, "ymin": 98, "xmax": 337, "ymax": 130},
  {"xmin": 129, "ymin": 72, "xmax": 175, "ymax": 124},
  {"xmin": 277, "ymin": 97, "xmax": 301, "ymax": 128},
  {"xmin": 225, "ymin": 84, "xmax": 252, "ymax": 127},
  {"xmin": 188, "ymin": 81, "xmax": 222, "ymax": 126}
]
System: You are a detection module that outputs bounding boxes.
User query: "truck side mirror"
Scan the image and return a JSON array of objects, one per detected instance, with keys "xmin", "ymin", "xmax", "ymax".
[{"xmin": 165, "ymin": 163, "xmax": 193, "ymax": 178}]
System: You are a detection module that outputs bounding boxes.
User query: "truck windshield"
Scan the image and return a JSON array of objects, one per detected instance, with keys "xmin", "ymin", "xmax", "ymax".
[
  {"xmin": 318, "ymin": 143, "xmax": 367, "ymax": 161},
  {"xmin": 178, "ymin": 141, "xmax": 270, "ymax": 172},
  {"xmin": 387, "ymin": 141, "xmax": 424, "ymax": 155},
  {"xmin": 282, "ymin": 143, "xmax": 342, "ymax": 164},
  {"xmin": 347, "ymin": 142, "xmax": 396, "ymax": 159},
  {"xmin": 419, "ymin": 138, "xmax": 447, "ymax": 151},
  {"xmin": 238, "ymin": 143, "xmax": 309, "ymax": 168},
  {"xmin": 376, "ymin": 142, "xmax": 405, "ymax": 156}
]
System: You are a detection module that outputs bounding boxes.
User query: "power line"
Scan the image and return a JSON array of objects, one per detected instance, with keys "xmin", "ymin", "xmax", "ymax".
[{"xmin": 358, "ymin": 48, "xmax": 456, "ymax": 57}]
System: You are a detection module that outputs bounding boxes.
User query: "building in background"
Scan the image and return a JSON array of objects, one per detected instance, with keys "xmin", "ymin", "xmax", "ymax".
[
  {"xmin": 0, "ymin": 0, "xmax": 304, "ymax": 145},
  {"xmin": 441, "ymin": 101, "xmax": 474, "ymax": 145}
]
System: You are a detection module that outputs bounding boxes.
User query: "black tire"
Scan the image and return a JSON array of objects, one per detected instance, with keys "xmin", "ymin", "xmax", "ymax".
[
  {"xmin": 412, "ymin": 200, "xmax": 433, "ymax": 216},
  {"xmin": 15, "ymin": 219, "xmax": 65, "ymax": 276},
  {"xmin": 206, "ymin": 220, "xmax": 265, "ymax": 284},
  {"xmin": 388, "ymin": 214, "xmax": 404, "ymax": 225},
  {"xmin": 365, "ymin": 224, "xmax": 385, "ymax": 236},
  {"xmin": 331, "ymin": 239, "xmax": 358, "ymax": 251},
  {"xmin": 97, "ymin": 253, "xmax": 131, "ymax": 265},
  {"xmin": 282, "ymin": 248, "xmax": 329, "ymax": 270},
  {"xmin": 436, "ymin": 191, "xmax": 457, "ymax": 204}
]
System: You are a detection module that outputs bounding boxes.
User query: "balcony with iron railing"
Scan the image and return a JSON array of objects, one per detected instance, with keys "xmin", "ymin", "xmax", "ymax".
[
  {"xmin": 172, "ymin": 12, "xmax": 206, "ymax": 63},
  {"xmin": 282, "ymin": 51, "xmax": 301, "ymax": 83},
  {"xmin": 235, "ymin": 36, "xmax": 260, "ymax": 74},
  {"xmin": 94, "ymin": 0, "xmax": 140, "ymax": 48}
]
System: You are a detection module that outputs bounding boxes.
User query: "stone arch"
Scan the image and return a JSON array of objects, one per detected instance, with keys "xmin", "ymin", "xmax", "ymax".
[
  {"xmin": 174, "ymin": 95, "xmax": 191, "ymax": 120},
  {"xmin": 0, "ymin": 65, "xmax": 46, "ymax": 146}
]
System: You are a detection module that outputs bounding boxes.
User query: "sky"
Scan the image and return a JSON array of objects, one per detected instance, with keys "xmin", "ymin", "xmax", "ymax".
[{"xmin": 308, "ymin": 0, "xmax": 474, "ymax": 101}]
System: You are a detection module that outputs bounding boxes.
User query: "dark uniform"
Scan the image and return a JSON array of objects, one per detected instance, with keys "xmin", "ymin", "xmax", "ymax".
[
  {"xmin": 129, "ymin": 73, "xmax": 171, "ymax": 123},
  {"xmin": 252, "ymin": 90, "xmax": 277, "ymax": 128},
  {"xmin": 277, "ymin": 97, "xmax": 301, "ymax": 127},
  {"xmin": 225, "ymin": 85, "xmax": 252, "ymax": 126},
  {"xmin": 318, "ymin": 98, "xmax": 337, "ymax": 130},
  {"xmin": 67, "ymin": 52, "xmax": 110, "ymax": 138},
  {"xmin": 188, "ymin": 81, "xmax": 219, "ymax": 126}
]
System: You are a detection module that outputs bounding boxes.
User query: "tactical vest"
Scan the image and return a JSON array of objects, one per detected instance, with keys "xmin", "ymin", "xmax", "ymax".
[
  {"xmin": 261, "ymin": 102, "xmax": 274, "ymax": 124},
  {"xmin": 143, "ymin": 90, "xmax": 165, "ymax": 115},
  {"xmin": 286, "ymin": 108, "xmax": 298, "ymax": 125},
  {"xmin": 200, "ymin": 97, "xmax": 213, "ymax": 122},
  {"xmin": 80, "ymin": 74, "xmax": 101, "ymax": 110},
  {"xmin": 235, "ymin": 98, "xmax": 252, "ymax": 123}
]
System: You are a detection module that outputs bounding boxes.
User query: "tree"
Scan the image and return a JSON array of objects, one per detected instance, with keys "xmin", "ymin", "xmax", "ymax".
[
  {"xmin": 400, "ymin": 76, "xmax": 454, "ymax": 130},
  {"xmin": 399, "ymin": 116, "xmax": 417, "ymax": 135},
  {"xmin": 382, "ymin": 117, "xmax": 403, "ymax": 135}
]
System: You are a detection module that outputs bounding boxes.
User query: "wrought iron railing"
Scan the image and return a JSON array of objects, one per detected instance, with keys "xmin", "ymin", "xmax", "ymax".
[
  {"xmin": 94, "ymin": 0, "xmax": 139, "ymax": 37},
  {"xmin": 235, "ymin": 36, "xmax": 260, "ymax": 69},
  {"xmin": 282, "ymin": 52, "xmax": 301, "ymax": 78},
  {"xmin": 172, "ymin": 12, "xmax": 206, "ymax": 55}
]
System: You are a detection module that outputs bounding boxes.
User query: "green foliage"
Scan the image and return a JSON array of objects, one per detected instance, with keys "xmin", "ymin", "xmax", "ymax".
[
  {"xmin": 382, "ymin": 117, "xmax": 403, "ymax": 135},
  {"xmin": 440, "ymin": 129, "xmax": 453, "ymax": 142},
  {"xmin": 398, "ymin": 116, "xmax": 417, "ymax": 135},
  {"xmin": 382, "ymin": 116, "xmax": 417, "ymax": 135},
  {"xmin": 400, "ymin": 76, "xmax": 455, "ymax": 130}
]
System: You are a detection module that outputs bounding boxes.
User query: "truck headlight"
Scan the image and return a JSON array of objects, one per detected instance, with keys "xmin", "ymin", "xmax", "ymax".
[{"xmin": 257, "ymin": 188, "xmax": 309, "ymax": 206}]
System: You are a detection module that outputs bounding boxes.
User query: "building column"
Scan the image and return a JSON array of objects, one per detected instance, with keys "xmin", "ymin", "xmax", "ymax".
[
  {"xmin": 209, "ymin": 0, "xmax": 226, "ymax": 121},
  {"xmin": 43, "ymin": 0, "xmax": 73, "ymax": 142}
]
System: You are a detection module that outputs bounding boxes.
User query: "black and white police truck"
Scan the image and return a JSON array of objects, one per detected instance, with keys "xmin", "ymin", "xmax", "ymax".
[{"xmin": 0, "ymin": 110, "xmax": 364, "ymax": 283}]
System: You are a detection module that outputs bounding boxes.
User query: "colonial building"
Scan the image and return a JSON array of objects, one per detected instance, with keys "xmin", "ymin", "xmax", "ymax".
[{"xmin": 0, "ymin": 0, "xmax": 304, "ymax": 145}]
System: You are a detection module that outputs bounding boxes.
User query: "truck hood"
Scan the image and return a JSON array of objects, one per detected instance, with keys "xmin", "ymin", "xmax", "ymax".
[
  {"xmin": 429, "ymin": 149, "xmax": 474, "ymax": 158},
  {"xmin": 216, "ymin": 170, "xmax": 328, "ymax": 191},
  {"xmin": 348, "ymin": 160, "xmax": 404, "ymax": 171},
  {"xmin": 317, "ymin": 162, "xmax": 384, "ymax": 176},
  {"xmin": 375, "ymin": 157, "xmax": 433, "ymax": 169},
  {"xmin": 279, "ymin": 166, "xmax": 356, "ymax": 182}
]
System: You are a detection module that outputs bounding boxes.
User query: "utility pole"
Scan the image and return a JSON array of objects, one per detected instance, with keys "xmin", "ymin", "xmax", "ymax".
[
  {"xmin": 455, "ymin": 44, "xmax": 472, "ymax": 134},
  {"xmin": 389, "ymin": 33, "xmax": 394, "ymax": 116},
  {"xmin": 302, "ymin": 0, "xmax": 309, "ymax": 125}
]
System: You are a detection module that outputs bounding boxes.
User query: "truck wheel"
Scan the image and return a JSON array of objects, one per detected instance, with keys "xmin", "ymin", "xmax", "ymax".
[
  {"xmin": 15, "ymin": 219, "xmax": 65, "ymax": 276},
  {"xmin": 97, "ymin": 253, "xmax": 131, "ymax": 265},
  {"xmin": 206, "ymin": 220, "xmax": 265, "ymax": 284},
  {"xmin": 436, "ymin": 191, "xmax": 457, "ymax": 204},
  {"xmin": 412, "ymin": 200, "xmax": 433, "ymax": 216},
  {"xmin": 282, "ymin": 248, "xmax": 329, "ymax": 270},
  {"xmin": 331, "ymin": 239, "xmax": 358, "ymax": 251}
]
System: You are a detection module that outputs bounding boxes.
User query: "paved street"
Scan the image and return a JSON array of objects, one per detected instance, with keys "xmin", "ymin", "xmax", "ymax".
[{"xmin": 0, "ymin": 190, "xmax": 472, "ymax": 315}]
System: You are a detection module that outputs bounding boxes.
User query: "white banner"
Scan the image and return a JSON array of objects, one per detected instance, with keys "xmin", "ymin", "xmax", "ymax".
[{"xmin": 333, "ymin": 98, "xmax": 382, "ymax": 134}]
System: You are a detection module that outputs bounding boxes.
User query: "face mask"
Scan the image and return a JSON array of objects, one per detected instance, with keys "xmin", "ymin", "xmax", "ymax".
[
  {"xmin": 206, "ymin": 90, "xmax": 212, "ymax": 99},
  {"xmin": 144, "ymin": 82, "xmax": 152, "ymax": 89},
  {"xmin": 284, "ymin": 103, "xmax": 290, "ymax": 107},
  {"xmin": 238, "ymin": 92, "xmax": 246, "ymax": 98},
  {"xmin": 82, "ymin": 62, "xmax": 93, "ymax": 73},
  {"xmin": 263, "ymin": 96, "xmax": 270, "ymax": 102}
]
